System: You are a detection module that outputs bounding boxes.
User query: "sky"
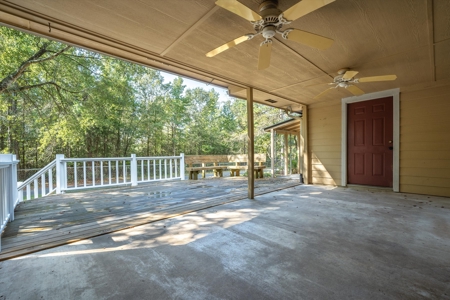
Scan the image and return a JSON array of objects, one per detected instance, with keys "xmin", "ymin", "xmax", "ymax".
[{"xmin": 160, "ymin": 71, "xmax": 232, "ymax": 103}]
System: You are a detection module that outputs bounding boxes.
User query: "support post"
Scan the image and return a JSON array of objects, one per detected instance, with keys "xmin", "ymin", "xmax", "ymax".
[
  {"xmin": 297, "ymin": 133, "xmax": 301, "ymax": 181},
  {"xmin": 284, "ymin": 133, "xmax": 288, "ymax": 176},
  {"xmin": 247, "ymin": 87, "xmax": 254, "ymax": 199},
  {"xmin": 271, "ymin": 129, "xmax": 275, "ymax": 178},
  {"xmin": 130, "ymin": 154, "xmax": 138, "ymax": 186},
  {"xmin": 55, "ymin": 154, "xmax": 65, "ymax": 194},
  {"xmin": 300, "ymin": 105, "xmax": 309, "ymax": 184},
  {"xmin": 180, "ymin": 153, "xmax": 185, "ymax": 180}
]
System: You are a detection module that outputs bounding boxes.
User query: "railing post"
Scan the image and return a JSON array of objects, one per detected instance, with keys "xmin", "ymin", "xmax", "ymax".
[
  {"xmin": 180, "ymin": 153, "xmax": 185, "ymax": 180},
  {"xmin": 17, "ymin": 182, "xmax": 23, "ymax": 203},
  {"xmin": 11, "ymin": 155, "xmax": 18, "ymax": 211},
  {"xmin": 0, "ymin": 154, "xmax": 18, "ymax": 222},
  {"xmin": 131, "ymin": 154, "xmax": 138, "ymax": 186},
  {"xmin": 55, "ymin": 154, "xmax": 65, "ymax": 194}
]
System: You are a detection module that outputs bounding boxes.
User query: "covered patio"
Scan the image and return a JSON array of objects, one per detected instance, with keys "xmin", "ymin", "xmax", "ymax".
[
  {"xmin": 1, "ymin": 185, "xmax": 449, "ymax": 299},
  {"xmin": 1, "ymin": 0, "xmax": 450, "ymax": 298}
]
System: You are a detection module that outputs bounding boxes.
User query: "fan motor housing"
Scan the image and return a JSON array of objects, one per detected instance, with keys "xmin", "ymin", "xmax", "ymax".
[{"xmin": 259, "ymin": 0, "xmax": 281, "ymax": 23}]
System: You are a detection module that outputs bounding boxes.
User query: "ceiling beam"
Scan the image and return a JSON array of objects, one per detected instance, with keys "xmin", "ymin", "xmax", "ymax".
[{"xmin": 160, "ymin": 6, "xmax": 220, "ymax": 57}]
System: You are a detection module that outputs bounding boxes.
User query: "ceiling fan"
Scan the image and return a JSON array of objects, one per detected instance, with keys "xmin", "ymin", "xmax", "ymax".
[
  {"xmin": 314, "ymin": 69, "xmax": 398, "ymax": 99},
  {"xmin": 206, "ymin": 0, "xmax": 335, "ymax": 70}
]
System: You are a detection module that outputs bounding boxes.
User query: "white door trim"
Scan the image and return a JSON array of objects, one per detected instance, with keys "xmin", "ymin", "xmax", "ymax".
[{"xmin": 341, "ymin": 88, "xmax": 400, "ymax": 192}]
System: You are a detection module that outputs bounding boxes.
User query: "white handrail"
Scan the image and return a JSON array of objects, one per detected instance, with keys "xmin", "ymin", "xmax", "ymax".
[
  {"xmin": 60, "ymin": 153, "xmax": 185, "ymax": 192},
  {"xmin": 18, "ymin": 159, "xmax": 57, "ymax": 201},
  {"xmin": 16, "ymin": 153, "xmax": 186, "ymax": 201},
  {"xmin": 1, "ymin": 154, "xmax": 20, "ymax": 251},
  {"xmin": 17, "ymin": 159, "xmax": 56, "ymax": 190}
]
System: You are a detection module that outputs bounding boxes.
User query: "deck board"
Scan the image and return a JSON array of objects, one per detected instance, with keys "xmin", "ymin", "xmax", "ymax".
[{"xmin": 1, "ymin": 176, "xmax": 300, "ymax": 260}]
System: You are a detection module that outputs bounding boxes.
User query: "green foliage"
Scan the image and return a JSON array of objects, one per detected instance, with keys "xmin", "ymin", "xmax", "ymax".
[{"xmin": 0, "ymin": 26, "xmax": 288, "ymax": 168}]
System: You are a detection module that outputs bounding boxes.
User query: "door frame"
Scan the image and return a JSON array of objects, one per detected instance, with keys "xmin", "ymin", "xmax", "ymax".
[{"xmin": 341, "ymin": 88, "xmax": 400, "ymax": 192}]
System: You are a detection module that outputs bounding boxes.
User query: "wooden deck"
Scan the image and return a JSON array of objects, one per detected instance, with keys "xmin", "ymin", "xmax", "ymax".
[{"xmin": 0, "ymin": 176, "xmax": 300, "ymax": 260}]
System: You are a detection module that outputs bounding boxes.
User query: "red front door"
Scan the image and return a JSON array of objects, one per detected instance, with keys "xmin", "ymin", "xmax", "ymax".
[{"xmin": 347, "ymin": 97, "xmax": 393, "ymax": 187}]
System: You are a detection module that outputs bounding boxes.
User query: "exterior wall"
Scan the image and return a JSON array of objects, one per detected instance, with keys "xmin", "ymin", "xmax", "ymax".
[
  {"xmin": 308, "ymin": 99, "xmax": 341, "ymax": 186},
  {"xmin": 399, "ymin": 83, "xmax": 450, "ymax": 197},
  {"xmin": 308, "ymin": 82, "xmax": 450, "ymax": 197}
]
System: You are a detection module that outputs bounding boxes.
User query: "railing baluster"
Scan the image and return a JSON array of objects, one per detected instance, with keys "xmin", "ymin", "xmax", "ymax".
[
  {"xmin": 26, "ymin": 184, "xmax": 31, "ymax": 200},
  {"xmin": 34, "ymin": 179, "xmax": 38, "ymax": 200},
  {"xmin": 108, "ymin": 161, "xmax": 112, "ymax": 185},
  {"xmin": 141, "ymin": 160, "xmax": 144, "ymax": 182},
  {"xmin": 116, "ymin": 160, "xmax": 119, "ymax": 184},
  {"xmin": 175, "ymin": 158, "xmax": 178, "ymax": 178},
  {"xmin": 41, "ymin": 173, "xmax": 45, "ymax": 197},
  {"xmin": 100, "ymin": 161, "xmax": 104, "ymax": 185},
  {"xmin": 165, "ymin": 159, "xmax": 167, "ymax": 179},
  {"xmin": 170, "ymin": 159, "xmax": 173, "ymax": 178},
  {"xmin": 92, "ymin": 161, "xmax": 96, "ymax": 187},
  {"xmin": 83, "ymin": 161, "xmax": 87, "ymax": 187},
  {"xmin": 123, "ymin": 160, "xmax": 126, "ymax": 183},
  {"xmin": 147, "ymin": 160, "xmax": 150, "ymax": 181},
  {"xmin": 159, "ymin": 159, "xmax": 162, "ymax": 180},
  {"xmin": 74, "ymin": 162, "xmax": 77, "ymax": 188},
  {"xmin": 49, "ymin": 168, "xmax": 53, "ymax": 193},
  {"xmin": 153, "ymin": 160, "xmax": 156, "ymax": 180}
]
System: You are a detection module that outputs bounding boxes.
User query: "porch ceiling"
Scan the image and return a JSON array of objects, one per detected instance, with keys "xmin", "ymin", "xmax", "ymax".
[{"xmin": 1, "ymin": 0, "xmax": 449, "ymax": 109}]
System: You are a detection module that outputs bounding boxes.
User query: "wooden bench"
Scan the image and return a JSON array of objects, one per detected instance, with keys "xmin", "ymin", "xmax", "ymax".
[
  {"xmin": 227, "ymin": 154, "xmax": 266, "ymax": 179},
  {"xmin": 185, "ymin": 154, "xmax": 267, "ymax": 180},
  {"xmin": 185, "ymin": 155, "xmax": 228, "ymax": 180}
]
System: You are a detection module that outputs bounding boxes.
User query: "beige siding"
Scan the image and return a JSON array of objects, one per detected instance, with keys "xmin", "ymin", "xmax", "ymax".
[
  {"xmin": 308, "ymin": 100, "xmax": 341, "ymax": 186},
  {"xmin": 400, "ymin": 83, "xmax": 450, "ymax": 197},
  {"xmin": 308, "ymin": 83, "xmax": 450, "ymax": 197}
]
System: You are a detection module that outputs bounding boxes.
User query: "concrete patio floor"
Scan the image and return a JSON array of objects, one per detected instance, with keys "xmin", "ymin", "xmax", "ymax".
[{"xmin": 0, "ymin": 184, "xmax": 449, "ymax": 299}]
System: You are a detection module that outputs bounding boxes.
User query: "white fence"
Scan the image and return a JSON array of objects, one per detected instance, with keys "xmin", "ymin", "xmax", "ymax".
[
  {"xmin": 0, "ymin": 154, "xmax": 19, "ymax": 250},
  {"xmin": 17, "ymin": 153, "xmax": 185, "ymax": 201}
]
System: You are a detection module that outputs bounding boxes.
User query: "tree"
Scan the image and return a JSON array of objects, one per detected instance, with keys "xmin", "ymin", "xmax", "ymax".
[{"xmin": 1, "ymin": 26, "xmax": 289, "ymax": 175}]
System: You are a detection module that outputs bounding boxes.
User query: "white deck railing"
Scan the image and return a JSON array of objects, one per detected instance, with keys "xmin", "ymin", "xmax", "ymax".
[
  {"xmin": 1, "ymin": 154, "xmax": 19, "ymax": 251},
  {"xmin": 17, "ymin": 159, "xmax": 56, "ymax": 201},
  {"xmin": 2, "ymin": 153, "xmax": 185, "ymax": 252},
  {"xmin": 16, "ymin": 153, "xmax": 185, "ymax": 200},
  {"xmin": 61, "ymin": 154, "xmax": 185, "ymax": 192}
]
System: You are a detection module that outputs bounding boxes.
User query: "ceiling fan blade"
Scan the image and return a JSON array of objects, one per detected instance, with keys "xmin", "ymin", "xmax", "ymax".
[
  {"xmin": 342, "ymin": 70, "xmax": 359, "ymax": 80},
  {"xmin": 358, "ymin": 75, "xmax": 398, "ymax": 82},
  {"xmin": 314, "ymin": 87, "xmax": 335, "ymax": 99},
  {"xmin": 206, "ymin": 35, "xmax": 250, "ymax": 57},
  {"xmin": 215, "ymin": 0, "xmax": 261, "ymax": 21},
  {"xmin": 258, "ymin": 41, "xmax": 272, "ymax": 70},
  {"xmin": 283, "ymin": 0, "xmax": 335, "ymax": 21},
  {"xmin": 285, "ymin": 29, "xmax": 333, "ymax": 50},
  {"xmin": 346, "ymin": 85, "xmax": 365, "ymax": 96}
]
